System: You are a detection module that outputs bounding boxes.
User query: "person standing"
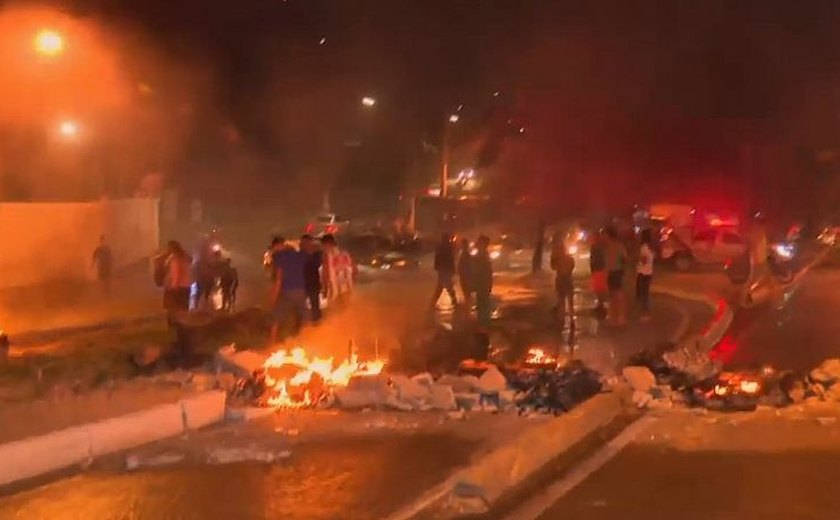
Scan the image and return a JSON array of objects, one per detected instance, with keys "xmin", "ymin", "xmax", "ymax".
[
  {"xmin": 457, "ymin": 238, "xmax": 473, "ymax": 306},
  {"xmin": 431, "ymin": 233, "xmax": 458, "ymax": 309},
  {"xmin": 321, "ymin": 234, "xmax": 355, "ymax": 306},
  {"xmin": 589, "ymin": 229, "xmax": 608, "ymax": 319},
  {"xmin": 636, "ymin": 229, "xmax": 655, "ymax": 320},
  {"xmin": 161, "ymin": 241, "xmax": 192, "ymax": 323},
  {"xmin": 300, "ymin": 234, "xmax": 323, "ymax": 323},
  {"xmin": 91, "ymin": 235, "xmax": 113, "ymax": 294},
  {"xmin": 269, "ymin": 236, "xmax": 307, "ymax": 345},
  {"xmin": 604, "ymin": 226, "xmax": 628, "ymax": 326},
  {"xmin": 472, "ymin": 235, "xmax": 494, "ymax": 329},
  {"xmin": 550, "ymin": 232, "xmax": 576, "ymax": 327}
]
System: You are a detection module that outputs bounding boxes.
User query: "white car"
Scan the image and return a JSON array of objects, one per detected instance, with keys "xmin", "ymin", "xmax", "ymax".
[{"xmin": 662, "ymin": 227, "xmax": 746, "ymax": 271}]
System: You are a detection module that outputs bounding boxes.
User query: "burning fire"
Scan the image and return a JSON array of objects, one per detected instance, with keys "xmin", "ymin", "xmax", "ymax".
[
  {"xmin": 524, "ymin": 347, "xmax": 560, "ymax": 366},
  {"xmin": 262, "ymin": 347, "xmax": 385, "ymax": 408}
]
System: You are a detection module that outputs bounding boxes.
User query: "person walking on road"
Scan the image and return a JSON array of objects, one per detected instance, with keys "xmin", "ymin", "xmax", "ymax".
[
  {"xmin": 472, "ymin": 235, "xmax": 494, "ymax": 329},
  {"xmin": 300, "ymin": 234, "xmax": 323, "ymax": 323},
  {"xmin": 604, "ymin": 226, "xmax": 628, "ymax": 326},
  {"xmin": 550, "ymin": 232, "xmax": 576, "ymax": 328},
  {"xmin": 430, "ymin": 233, "xmax": 458, "ymax": 309},
  {"xmin": 269, "ymin": 236, "xmax": 307, "ymax": 345},
  {"xmin": 91, "ymin": 235, "xmax": 113, "ymax": 294},
  {"xmin": 321, "ymin": 234, "xmax": 355, "ymax": 307},
  {"xmin": 159, "ymin": 240, "xmax": 192, "ymax": 323},
  {"xmin": 589, "ymin": 229, "xmax": 608, "ymax": 320},
  {"xmin": 636, "ymin": 229, "xmax": 655, "ymax": 320},
  {"xmin": 457, "ymin": 238, "xmax": 473, "ymax": 306}
]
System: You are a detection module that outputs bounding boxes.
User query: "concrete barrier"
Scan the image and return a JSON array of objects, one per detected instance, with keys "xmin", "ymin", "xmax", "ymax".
[
  {"xmin": 0, "ymin": 427, "xmax": 91, "ymax": 487},
  {"xmin": 88, "ymin": 403, "xmax": 184, "ymax": 457},
  {"xmin": 181, "ymin": 390, "xmax": 227, "ymax": 430},
  {"xmin": 387, "ymin": 393, "xmax": 624, "ymax": 520}
]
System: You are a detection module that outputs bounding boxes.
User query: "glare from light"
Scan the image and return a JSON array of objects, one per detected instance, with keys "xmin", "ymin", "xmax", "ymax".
[
  {"xmin": 493, "ymin": 90, "xmax": 501, "ymax": 97},
  {"xmin": 448, "ymin": 114, "xmax": 460, "ymax": 123},
  {"xmin": 518, "ymin": 126, "xmax": 526, "ymax": 134},
  {"xmin": 319, "ymin": 37, "xmax": 327, "ymax": 45},
  {"xmin": 58, "ymin": 120, "xmax": 79, "ymax": 138},
  {"xmin": 361, "ymin": 96, "xmax": 377, "ymax": 107},
  {"xmin": 34, "ymin": 29, "xmax": 64, "ymax": 57}
]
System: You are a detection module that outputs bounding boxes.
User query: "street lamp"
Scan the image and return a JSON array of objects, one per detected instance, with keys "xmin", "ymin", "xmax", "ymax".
[
  {"xmin": 441, "ymin": 113, "xmax": 460, "ymax": 198},
  {"xmin": 58, "ymin": 119, "xmax": 79, "ymax": 139},
  {"xmin": 361, "ymin": 96, "xmax": 377, "ymax": 108},
  {"xmin": 34, "ymin": 29, "xmax": 64, "ymax": 58}
]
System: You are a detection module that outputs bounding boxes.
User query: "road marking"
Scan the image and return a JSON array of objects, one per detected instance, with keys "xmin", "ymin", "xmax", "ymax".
[{"xmin": 502, "ymin": 415, "xmax": 658, "ymax": 520}]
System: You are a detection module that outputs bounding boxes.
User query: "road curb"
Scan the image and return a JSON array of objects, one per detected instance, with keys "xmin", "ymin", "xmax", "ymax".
[
  {"xmin": 652, "ymin": 286, "xmax": 733, "ymax": 353},
  {"xmin": 0, "ymin": 390, "xmax": 226, "ymax": 488},
  {"xmin": 385, "ymin": 393, "xmax": 624, "ymax": 520}
]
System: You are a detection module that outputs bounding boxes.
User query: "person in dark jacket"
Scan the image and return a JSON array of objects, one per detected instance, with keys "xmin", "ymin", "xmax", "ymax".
[
  {"xmin": 457, "ymin": 238, "xmax": 473, "ymax": 306},
  {"xmin": 472, "ymin": 235, "xmax": 493, "ymax": 328},
  {"xmin": 430, "ymin": 232, "xmax": 458, "ymax": 309},
  {"xmin": 300, "ymin": 234, "xmax": 323, "ymax": 322}
]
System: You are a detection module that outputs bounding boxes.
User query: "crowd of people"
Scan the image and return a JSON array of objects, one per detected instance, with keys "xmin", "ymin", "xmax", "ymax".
[
  {"xmin": 430, "ymin": 233, "xmax": 494, "ymax": 328},
  {"xmin": 154, "ymin": 232, "xmax": 355, "ymax": 345},
  {"xmin": 581, "ymin": 224, "xmax": 656, "ymax": 327}
]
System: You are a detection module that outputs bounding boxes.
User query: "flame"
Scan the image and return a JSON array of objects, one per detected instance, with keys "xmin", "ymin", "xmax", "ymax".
[
  {"xmin": 525, "ymin": 347, "xmax": 558, "ymax": 366},
  {"xmin": 262, "ymin": 347, "xmax": 385, "ymax": 408}
]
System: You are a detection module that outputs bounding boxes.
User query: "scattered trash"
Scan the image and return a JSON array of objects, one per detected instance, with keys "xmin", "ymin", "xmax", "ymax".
[
  {"xmin": 207, "ymin": 446, "xmax": 291, "ymax": 465},
  {"xmin": 126, "ymin": 452, "xmax": 185, "ymax": 471},
  {"xmin": 622, "ymin": 366, "xmax": 656, "ymax": 393}
]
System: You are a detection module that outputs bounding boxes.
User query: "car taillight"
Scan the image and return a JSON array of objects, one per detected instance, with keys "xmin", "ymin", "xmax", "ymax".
[
  {"xmin": 326, "ymin": 224, "xmax": 337, "ymax": 233},
  {"xmin": 305, "ymin": 223, "xmax": 314, "ymax": 233}
]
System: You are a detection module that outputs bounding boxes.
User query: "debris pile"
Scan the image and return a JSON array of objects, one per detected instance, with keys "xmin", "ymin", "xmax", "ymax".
[{"xmin": 225, "ymin": 345, "xmax": 606, "ymax": 416}]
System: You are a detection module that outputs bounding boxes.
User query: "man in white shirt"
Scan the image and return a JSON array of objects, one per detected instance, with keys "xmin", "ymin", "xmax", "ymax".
[{"xmin": 636, "ymin": 229, "xmax": 655, "ymax": 320}]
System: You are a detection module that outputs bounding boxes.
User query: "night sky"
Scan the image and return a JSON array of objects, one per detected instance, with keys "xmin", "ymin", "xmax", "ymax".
[{"xmin": 9, "ymin": 0, "xmax": 840, "ymax": 216}]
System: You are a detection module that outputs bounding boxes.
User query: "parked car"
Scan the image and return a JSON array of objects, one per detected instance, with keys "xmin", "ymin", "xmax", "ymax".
[{"xmin": 661, "ymin": 226, "xmax": 747, "ymax": 271}]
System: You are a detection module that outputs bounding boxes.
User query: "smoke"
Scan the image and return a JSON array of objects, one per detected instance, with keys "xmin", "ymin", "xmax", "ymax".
[{"xmin": 0, "ymin": 5, "xmax": 211, "ymax": 201}]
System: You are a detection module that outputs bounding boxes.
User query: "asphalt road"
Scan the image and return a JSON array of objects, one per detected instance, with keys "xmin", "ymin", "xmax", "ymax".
[
  {"xmin": 518, "ymin": 252, "xmax": 840, "ymax": 520},
  {"xmin": 0, "ymin": 433, "xmax": 475, "ymax": 520},
  {"xmin": 712, "ymin": 263, "xmax": 840, "ymax": 373}
]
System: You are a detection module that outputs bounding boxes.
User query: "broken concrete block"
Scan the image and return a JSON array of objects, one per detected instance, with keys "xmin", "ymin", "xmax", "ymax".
[
  {"xmin": 391, "ymin": 374, "xmax": 431, "ymax": 404},
  {"xmin": 215, "ymin": 346, "xmax": 266, "ymax": 378},
  {"xmin": 622, "ymin": 366, "xmax": 656, "ymax": 393},
  {"xmin": 410, "ymin": 372, "xmax": 435, "ymax": 388},
  {"xmin": 190, "ymin": 373, "xmax": 216, "ymax": 392},
  {"xmin": 811, "ymin": 359, "xmax": 840, "ymax": 386},
  {"xmin": 455, "ymin": 393, "xmax": 481, "ymax": 411},
  {"xmin": 476, "ymin": 365, "xmax": 506, "ymax": 393},
  {"xmin": 88, "ymin": 403, "xmax": 184, "ymax": 457},
  {"xmin": 438, "ymin": 374, "xmax": 480, "ymax": 393},
  {"xmin": 181, "ymin": 391, "xmax": 227, "ymax": 430},
  {"xmin": 335, "ymin": 379, "xmax": 394, "ymax": 409},
  {"xmin": 631, "ymin": 390, "xmax": 653, "ymax": 408},
  {"xmin": 430, "ymin": 384, "xmax": 457, "ymax": 411}
]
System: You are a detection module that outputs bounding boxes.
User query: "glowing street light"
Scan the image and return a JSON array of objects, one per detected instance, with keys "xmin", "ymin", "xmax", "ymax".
[
  {"xmin": 448, "ymin": 113, "xmax": 460, "ymax": 123},
  {"xmin": 58, "ymin": 120, "xmax": 79, "ymax": 139},
  {"xmin": 361, "ymin": 96, "xmax": 377, "ymax": 108},
  {"xmin": 34, "ymin": 29, "xmax": 64, "ymax": 57}
]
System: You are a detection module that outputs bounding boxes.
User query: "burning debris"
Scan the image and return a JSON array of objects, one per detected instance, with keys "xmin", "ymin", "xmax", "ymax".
[
  {"xmin": 225, "ymin": 344, "xmax": 608, "ymax": 416},
  {"xmin": 232, "ymin": 346, "xmax": 385, "ymax": 409}
]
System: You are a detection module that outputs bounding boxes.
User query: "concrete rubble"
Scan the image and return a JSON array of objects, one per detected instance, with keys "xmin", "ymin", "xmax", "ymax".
[{"xmin": 207, "ymin": 445, "xmax": 292, "ymax": 464}]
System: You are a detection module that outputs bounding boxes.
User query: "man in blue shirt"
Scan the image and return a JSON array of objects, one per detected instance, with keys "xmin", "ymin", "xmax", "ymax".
[{"xmin": 269, "ymin": 236, "xmax": 307, "ymax": 345}]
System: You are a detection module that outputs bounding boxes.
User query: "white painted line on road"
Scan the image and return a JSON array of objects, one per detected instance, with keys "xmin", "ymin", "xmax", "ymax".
[{"xmin": 502, "ymin": 415, "xmax": 658, "ymax": 520}]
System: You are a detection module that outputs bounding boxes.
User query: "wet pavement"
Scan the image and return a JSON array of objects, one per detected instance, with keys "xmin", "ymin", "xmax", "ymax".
[
  {"xmin": 0, "ymin": 434, "xmax": 473, "ymax": 520},
  {"xmin": 712, "ymin": 262, "xmax": 840, "ymax": 372},
  {"xmin": 535, "ymin": 406, "xmax": 840, "ymax": 520}
]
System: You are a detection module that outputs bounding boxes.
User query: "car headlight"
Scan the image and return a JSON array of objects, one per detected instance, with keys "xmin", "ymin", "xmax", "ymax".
[
  {"xmin": 772, "ymin": 243, "xmax": 795, "ymax": 260},
  {"xmin": 490, "ymin": 250, "xmax": 502, "ymax": 260}
]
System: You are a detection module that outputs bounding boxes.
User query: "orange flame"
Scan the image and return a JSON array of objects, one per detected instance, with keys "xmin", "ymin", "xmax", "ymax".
[
  {"xmin": 525, "ymin": 347, "xmax": 558, "ymax": 366},
  {"xmin": 262, "ymin": 347, "xmax": 385, "ymax": 408}
]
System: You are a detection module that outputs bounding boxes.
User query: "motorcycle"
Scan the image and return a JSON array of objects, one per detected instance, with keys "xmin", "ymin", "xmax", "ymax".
[{"xmin": 725, "ymin": 241, "xmax": 795, "ymax": 286}]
